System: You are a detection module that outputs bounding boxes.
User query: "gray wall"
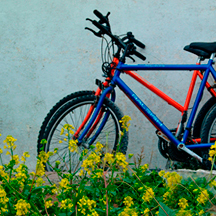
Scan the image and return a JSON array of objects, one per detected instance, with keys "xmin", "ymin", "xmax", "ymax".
[{"xmin": 0, "ymin": 0, "xmax": 216, "ymax": 170}]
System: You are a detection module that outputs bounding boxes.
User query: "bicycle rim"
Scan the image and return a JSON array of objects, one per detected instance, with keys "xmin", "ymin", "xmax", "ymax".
[{"xmin": 44, "ymin": 97, "xmax": 121, "ymax": 172}]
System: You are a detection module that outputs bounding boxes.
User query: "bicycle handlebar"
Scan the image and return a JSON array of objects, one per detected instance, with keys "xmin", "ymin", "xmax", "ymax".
[
  {"xmin": 127, "ymin": 32, "xmax": 145, "ymax": 49},
  {"xmin": 133, "ymin": 50, "xmax": 146, "ymax": 61},
  {"xmin": 87, "ymin": 10, "xmax": 146, "ymax": 61},
  {"xmin": 93, "ymin": 10, "xmax": 110, "ymax": 25}
]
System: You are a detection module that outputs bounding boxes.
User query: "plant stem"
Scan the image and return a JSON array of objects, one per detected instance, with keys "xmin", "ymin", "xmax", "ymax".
[
  {"xmin": 128, "ymin": 166, "xmax": 169, "ymax": 216},
  {"xmin": 210, "ymin": 155, "xmax": 215, "ymax": 177},
  {"xmin": 103, "ymin": 171, "xmax": 109, "ymax": 216}
]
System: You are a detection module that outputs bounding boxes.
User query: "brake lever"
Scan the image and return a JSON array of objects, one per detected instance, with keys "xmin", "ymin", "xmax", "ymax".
[
  {"xmin": 127, "ymin": 55, "xmax": 135, "ymax": 62},
  {"xmin": 85, "ymin": 27, "xmax": 102, "ymax": 37},
  {"xmin": 86, "ymin": 18, "xmax": 93, "ymax": 22}
]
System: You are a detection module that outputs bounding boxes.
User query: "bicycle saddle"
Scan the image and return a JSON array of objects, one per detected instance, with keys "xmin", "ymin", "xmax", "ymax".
[
  {"xmin": 184, "ymin": 45, "xmax": 210, "ymax": 59},
  {"xmin": 189, "ymin": 42, "xmax": 216, "ymax": 54}
]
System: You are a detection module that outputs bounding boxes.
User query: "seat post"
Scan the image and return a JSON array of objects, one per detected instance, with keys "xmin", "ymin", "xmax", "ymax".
[
  {"xmin": 210, "ymin": 53, "xmax": 215, "ymax": 60},
  {"xmin": 196, "ymin": 57, "xmax": 202, "ymax": 64}
]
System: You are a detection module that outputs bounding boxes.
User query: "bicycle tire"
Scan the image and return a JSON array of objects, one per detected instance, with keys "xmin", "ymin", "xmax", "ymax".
[
  {"xmin": 41, "ymin": 94, "xmax": 128, "ymax": 171},
  {"xmin": 37, "ymin": 90, "xmax": 95, "ymax": 154},
  {"xmin": 193, "ymin": 96, "xmax": 216, "ymax": 138},
  {"xmin": 200, "ymin": 103, "xmax": 216, "ymax": 169}
]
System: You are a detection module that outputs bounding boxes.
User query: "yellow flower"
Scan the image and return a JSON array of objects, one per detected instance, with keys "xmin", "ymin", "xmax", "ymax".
[
  {"xmin": 79, "ymin": 169, "xmax": 85, "ymax": 177},
  {"xmin": 38, "ymin": 151, "xmax": 53, "ymax": 163},
  {"xmin": 21, "ymin": 156, "xmax": 26, "ymax": 162},
  {"xmin": 60, "ymin": 198, "xmax": 73, "ymax": 211},
  {"xmin": 142, "ymin": 187, "xmax": 154, "ymax": 203},
  {"xmin": 198, "ymin": 209, "xmax": 205, "ymax": 215},
  {"xmin": 176, "ymin": 209, "xmax": 192, "ymax": 216},
  {"xmin": 0, "ymin": 148, "xmax": 3, "ymax": 154},
  {"xmin": 163, "ymin": 190, "xmax": 173, "ymax": 203},
  {"xmin": 0, "ymin": 186, "xmax": 9, "ymax": 213},
  {"xmin": 77, "ymin": 196, "xmax": 97, "ymax": 215},
  {"xmin": 68, "ymin": 139, "xmax": 78, "ymax": 153},
  {"xmin": 138, "ymin": 187, "xmax": 143, "ymax": 191},
  {"xmin": 197, "ymin": 189, "xmax": 209, "ymax": 205},
  {"xmin": 60, "ymin": 128, "xmax": 64, "ymax": 135},
  {"xmin": 118, "ymin": 207, "xmax": 138, "ymax": 216},
  {"xmin": 140, "ymin": 164, "xmax": 149, "ymax": 172},
  {"xmin": 159, "ymin": 170, "xmax": 165, "ymax": 177},
  {"xmin": 59, "ymin": 140, "xmax": 63, "ymax": 144},
  {"xmin": 210, "ymin": 142, "xmax": 216, "ymax": 149},
  {"xmin": 142, "ymin": 208, "xmax": 150, "ymax": 215},
  {"xmin": 12, "ymin": 154, "xmax": 20, "ymax": 165},
  {"xmin": 95, "ymin": 142, "xmax": 104, "ymax": 153},
  {"xmin": 209, "ymin": 180, "xmax": 216, "ymax": 187},
  {"xmin": 45, "ymin": 200, "xmax": 53, "ymax": 209},
  {"xmin": 123, "ymin": 196, "xmax": 134, "ymax": 207},
  {"xmin": 36, "ymin": 177, "xmax": 45, "ymax": 186},
  {"xmin": 15, "ymin": 199, "xmax": 31, "ymax": 216},
  {"xmin": 92, "ymin": 169, "xmax": 103, "ymax": 179},
  {"xmin": 115, "ymin": 152, "xmax": 128, "ymax": 172},
  {"xmin": 119, "ymin": 115, "xmax": 132, "ymax": 132},
  {"xmin": 59, "ymin": 178, "xmax": 69, "ymax": 189},
  {"xmin": 63, "ymin": 124, "xmax": 75, "ymax": 130},
  {"xmin": 35, "ymin": 161, "xmax": 45, "ymax": 176},
  {"xmin": 178, "ymin": 198, "xmax": 188, "ymax": 209},
  {"xmin": 208, "ymin": 141, "xmax": 216, "ymax": 162},
  {"xmin": 23, "ymin": 152, "xmax": 30, "ymax": 158},
  {"xmin": 21, "ymin": 152, "xmax": 30, "ymax": 162},
  {"xmin": 54, "ymin": 148, "xmax": 58, "ymax": 153},
  {"xmin": 51, "ymin": 184, "xmax": 58, "ymax": 194},
  {"xmin": 163, "ymin": 172, "xmax": 182, "ymax": 188},
  {"xmin": 81, "ymin": 152, "xmax": 101, "ymax": 175},
  {"xmin": 103, "ymin": 153, "xmax": 114, "ymax": 164}
]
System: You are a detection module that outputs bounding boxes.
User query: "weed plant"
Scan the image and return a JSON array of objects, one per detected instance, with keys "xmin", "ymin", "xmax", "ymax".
[{"xmin": 0, "ymin": 116, "xmax": 216, "ymax": 215}]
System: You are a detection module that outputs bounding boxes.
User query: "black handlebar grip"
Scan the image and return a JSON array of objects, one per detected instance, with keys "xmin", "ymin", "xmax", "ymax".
[
  {"xmin": 133, "ymin": 38, "xmax": 145, "ymax": 49},
  {"xmin": 133, "ymin": 50, "xmax": 146, "ymax": 61},
  {"xmin": 92, "ymin": 20, "xmax": 105, "ymax": 30},
  {"xmin": 93, "ymin": 10, "xmax": 107, "ymax": 23}
]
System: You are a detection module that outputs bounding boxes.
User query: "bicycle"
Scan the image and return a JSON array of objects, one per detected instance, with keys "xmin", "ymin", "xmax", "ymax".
[{"xmin": 38, "ymin": 10, "xmax": 216, "ymax": 171}]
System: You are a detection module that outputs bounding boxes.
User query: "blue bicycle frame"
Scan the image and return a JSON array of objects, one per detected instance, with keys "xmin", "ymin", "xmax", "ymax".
[{"xmin": 78, "ymin": 54, "xmax": 216, "ymax": 162}]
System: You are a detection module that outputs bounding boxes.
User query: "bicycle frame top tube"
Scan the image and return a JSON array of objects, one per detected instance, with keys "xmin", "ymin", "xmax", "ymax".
[{"xmin": 110, "ymin": 58, "xmax": 216, "ymax": 148}]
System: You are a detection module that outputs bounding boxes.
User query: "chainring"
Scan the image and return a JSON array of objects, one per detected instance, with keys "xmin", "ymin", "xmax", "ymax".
[{"xmin": 157, "ymin": 129, "xmax": 191, "ymax": 162}]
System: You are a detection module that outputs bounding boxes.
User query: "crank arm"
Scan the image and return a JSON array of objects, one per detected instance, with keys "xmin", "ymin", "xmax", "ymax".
[{"xmin": 177, "ymin": 143, "xmax": 203, "ymax": 163}]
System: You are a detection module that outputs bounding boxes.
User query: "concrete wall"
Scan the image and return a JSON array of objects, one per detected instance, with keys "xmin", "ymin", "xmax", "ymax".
[{"xmin": 0, "ymin": 0, "xmax": 216, "ymax": 170}]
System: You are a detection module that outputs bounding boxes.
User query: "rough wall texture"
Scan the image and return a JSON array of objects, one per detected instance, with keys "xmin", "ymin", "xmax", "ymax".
[{"xmin": 0, "ymin": 0, "xmax": 216, "ymax": 170}]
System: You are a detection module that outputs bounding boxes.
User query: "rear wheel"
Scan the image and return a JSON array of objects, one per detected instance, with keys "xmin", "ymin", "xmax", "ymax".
[
  {"xmin": 200, "ymin": 103, "xmax": 216, "ymax": 169},
  {"xmin": 193, "ymin": 96, "xmax": 216, "ymax": 138},
  {"xmin": 40, "ymin": 94, "xmax": 128, "ymax": 171}
]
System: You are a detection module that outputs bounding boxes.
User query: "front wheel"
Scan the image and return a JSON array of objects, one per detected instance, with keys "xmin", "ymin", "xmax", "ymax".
[
  {"xmin": 40, "ymin": 94, "xmax": 128, "ymax": 171},
  {"xmin": 200, "ymin": 104, "xmax": 216, "ymax": 169},
  {"xmin": 37, "ymin": 90, "xmax": 95, "ymax": 153}
]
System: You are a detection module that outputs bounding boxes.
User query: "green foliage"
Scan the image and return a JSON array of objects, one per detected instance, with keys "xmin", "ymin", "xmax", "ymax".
[{"xmin": 0, "ymin": 120, "xmax": 216, "ymax": 215}]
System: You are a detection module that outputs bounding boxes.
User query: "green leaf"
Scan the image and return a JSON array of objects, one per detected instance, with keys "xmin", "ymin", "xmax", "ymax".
[
  {"xmin": 58, "ymin": 213, "xmax": 67, "ymax": 216},
  {"xmin": 159, "ymin": 202, "xmax": 176, "ymax": 216},
  {"xmin": 30, "ymin": 186, "xmax": 47, "ymax": 195}
]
